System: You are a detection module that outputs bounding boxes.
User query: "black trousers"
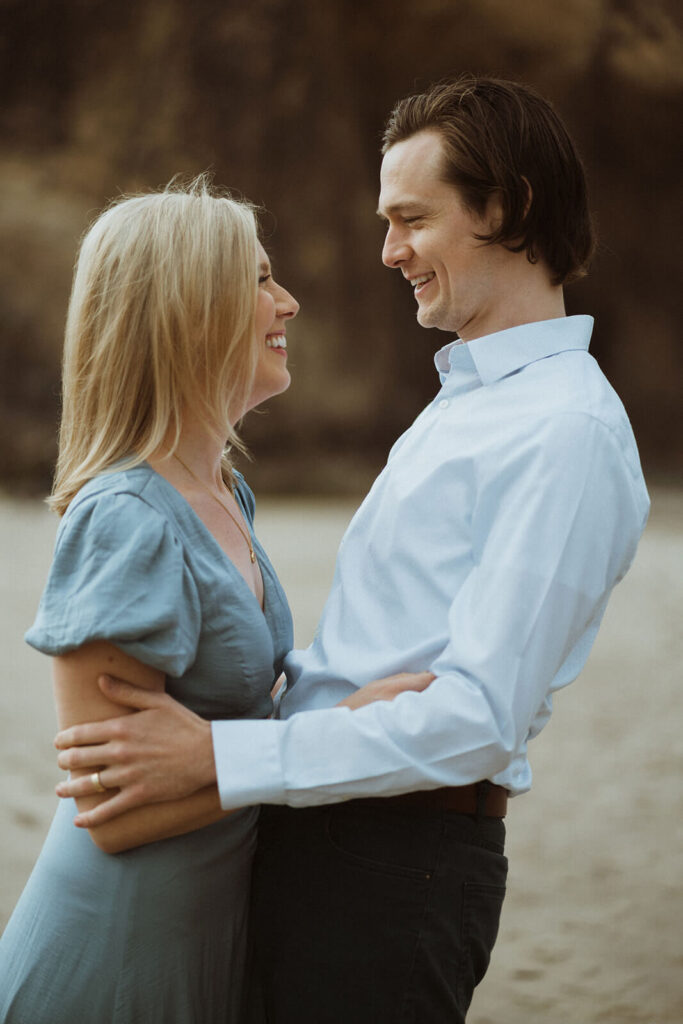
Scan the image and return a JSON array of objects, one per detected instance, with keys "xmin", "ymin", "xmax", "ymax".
[{"xmin": 243, "ymin": 798, "xmax": 508, "ymax": 1023}]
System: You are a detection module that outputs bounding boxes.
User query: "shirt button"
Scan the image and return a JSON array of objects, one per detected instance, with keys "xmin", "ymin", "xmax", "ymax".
[{"xmin": 438, "ymin": 399, "xmax": 449, "ymax": 409}]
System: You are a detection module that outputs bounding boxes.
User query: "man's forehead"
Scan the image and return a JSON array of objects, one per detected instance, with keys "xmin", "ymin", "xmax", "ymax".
[
  {"xmin": 378, "ymin": 135, "xmax": 452, "ymax": 216},
  {"xmin": 382, "ymin": 130, "xmax": 444, "ymax": 173}
]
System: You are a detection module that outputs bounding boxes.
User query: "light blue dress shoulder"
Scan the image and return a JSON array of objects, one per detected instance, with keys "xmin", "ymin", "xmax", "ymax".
[{"xmin": 0, "ymin": 463, "xmax": 293, "ymax": 1023}]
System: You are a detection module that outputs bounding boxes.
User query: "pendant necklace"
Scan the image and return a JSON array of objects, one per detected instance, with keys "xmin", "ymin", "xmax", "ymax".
[{"xmin": 172, "ymin": 453, "xmax": 256, "ymax": 564}]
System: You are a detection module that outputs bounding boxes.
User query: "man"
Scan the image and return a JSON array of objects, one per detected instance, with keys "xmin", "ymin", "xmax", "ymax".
[{"xmin": 55, "ymin": 77, "xmax": 649, "ymax": 1022}]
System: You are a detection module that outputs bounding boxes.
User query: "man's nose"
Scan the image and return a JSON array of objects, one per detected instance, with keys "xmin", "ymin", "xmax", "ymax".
[{"xmin": 382, "ymin": 227, "xmax": 411, "ymax": 268}]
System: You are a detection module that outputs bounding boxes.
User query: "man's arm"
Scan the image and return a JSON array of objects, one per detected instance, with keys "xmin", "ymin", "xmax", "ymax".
[
  {"xmin": 205, "ymin": 413, "xmax": 648, "ymax": 808},
  {"xmin": 55, "ymin": 677, "xmax": 216, "ymax": 807},
  {"xmin": 58, "ymin": 416, "xmax": 647, "ymax": 817},
  {"xmin": 55, "ymin": 671, "xmax": 434, "ymax": 827}
]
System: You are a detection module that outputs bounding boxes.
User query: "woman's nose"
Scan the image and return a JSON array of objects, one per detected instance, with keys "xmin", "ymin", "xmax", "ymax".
[{"xmin": 276, "ymin": 285, "xmax": 299, "ymax": 320}]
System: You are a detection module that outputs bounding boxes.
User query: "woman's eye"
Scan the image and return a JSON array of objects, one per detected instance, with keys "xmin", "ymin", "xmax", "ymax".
[{"xmin": 259, "ymin": 274, "xmax": 271, "ymax": 285}]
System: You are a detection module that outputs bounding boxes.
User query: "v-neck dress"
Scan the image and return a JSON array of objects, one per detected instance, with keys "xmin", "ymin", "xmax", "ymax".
[{"xmin": 0, "ymin": 464, "xmax": 293, "ymax": 1023}]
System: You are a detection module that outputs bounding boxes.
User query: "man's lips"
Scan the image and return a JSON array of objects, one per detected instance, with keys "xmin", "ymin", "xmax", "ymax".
[{"xmin": 407, "ymin": 272, "xmax": 436, "ymax": 297}]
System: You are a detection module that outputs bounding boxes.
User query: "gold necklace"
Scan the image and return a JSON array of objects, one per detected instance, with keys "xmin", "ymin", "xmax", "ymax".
[{"xmin": 172, "ymin": 453, "xmax": 256, "ymax": 564}]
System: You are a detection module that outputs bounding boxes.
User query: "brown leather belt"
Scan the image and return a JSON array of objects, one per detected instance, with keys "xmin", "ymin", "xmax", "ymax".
[{"xmin": 357, "ymin": 782, "xmax": 508, "ymax": 818}]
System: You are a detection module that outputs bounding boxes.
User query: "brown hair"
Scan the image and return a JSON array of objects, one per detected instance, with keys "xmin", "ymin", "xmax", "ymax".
[{"xmin": 382, "ymin": 76, "xmax": 595, "ymax": 285}]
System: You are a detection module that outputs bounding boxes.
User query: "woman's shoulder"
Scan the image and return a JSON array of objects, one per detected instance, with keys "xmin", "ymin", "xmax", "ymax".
[
  {"xmin": 67, "ymin": 461, "xmax": 160, "ymax": 514},
  {"xmin": 28, "ymin": 462, "xmax": 202, "ymax": 670},
  {"xmin": 54, "ymin": 464, "xmax": 185, "ymax": 565},
  {"xmin": 231, "ymin": 469, "xmax": 256, "ymax": 525}
]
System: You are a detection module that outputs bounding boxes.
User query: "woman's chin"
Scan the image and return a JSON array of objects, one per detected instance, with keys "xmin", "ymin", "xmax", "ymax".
[{"xmin": 244, "ymin": 374, "xmax": 292, "ymax": 415}]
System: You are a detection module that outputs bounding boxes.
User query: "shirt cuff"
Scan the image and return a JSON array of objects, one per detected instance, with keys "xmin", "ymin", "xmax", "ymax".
[{"xmin": 211, "ymin": 719, "xmax": 287, "ymax": 808}]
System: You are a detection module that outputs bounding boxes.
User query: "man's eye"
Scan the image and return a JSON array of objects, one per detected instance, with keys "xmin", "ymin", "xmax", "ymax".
[{"xmin": 403, "ymin": 216, "xmax": 422, "ymax": 225}]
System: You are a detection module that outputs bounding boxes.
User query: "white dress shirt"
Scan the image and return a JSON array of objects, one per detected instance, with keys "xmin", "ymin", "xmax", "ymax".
[{"xmin": 213, "ymin": 316, "xmax": 649, "ymax": 806}]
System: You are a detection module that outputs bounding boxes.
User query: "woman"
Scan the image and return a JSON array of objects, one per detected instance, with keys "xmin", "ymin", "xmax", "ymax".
[{"xmin": 0, "ymin": 179, "xmax": 428, "ymax": 1022}]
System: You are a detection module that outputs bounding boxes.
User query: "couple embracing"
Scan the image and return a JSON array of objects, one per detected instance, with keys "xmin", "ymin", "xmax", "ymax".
[{"xmin": 0, "ymin": 76, "xmax": 648, "ymax": 1023}]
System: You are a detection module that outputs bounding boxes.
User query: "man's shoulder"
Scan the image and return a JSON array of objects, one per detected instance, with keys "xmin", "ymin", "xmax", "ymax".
[
  {"xmin": 517, "ymin": 348, "xmax": 631, "ymax": 438},
  {"xmin": 497, "ymin": 349, "xmax": 648, "ymax": 495}
]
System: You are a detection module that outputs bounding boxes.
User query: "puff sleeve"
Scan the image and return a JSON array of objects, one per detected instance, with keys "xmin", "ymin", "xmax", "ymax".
[{"xmin": 25, "ymin": 491, "xmax": 201, "ymax": 678}]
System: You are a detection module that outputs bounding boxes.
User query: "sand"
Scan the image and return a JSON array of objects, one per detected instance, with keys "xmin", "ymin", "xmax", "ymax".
[{"xmin": 1, "ymin": 488, "xmax": 681, "ymax": 1022}]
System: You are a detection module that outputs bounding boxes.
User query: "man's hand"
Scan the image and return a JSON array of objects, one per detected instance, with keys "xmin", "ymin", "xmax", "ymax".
[
  {"xmin": 337, "ymin": 671, "xmax": 435, "ymax": 710},
  {"xmin": 54, "ymin": 676, "xmax": 216, "ymax": 828}
]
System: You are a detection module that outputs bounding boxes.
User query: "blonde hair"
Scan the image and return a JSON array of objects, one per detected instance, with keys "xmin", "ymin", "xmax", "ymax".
[{"xmin": 51, "ymin": 176, "xmax": 260, "ymax": 515}]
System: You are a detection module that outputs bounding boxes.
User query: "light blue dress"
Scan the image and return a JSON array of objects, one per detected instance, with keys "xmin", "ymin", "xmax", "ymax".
[{"xmin": 0, "ymin": 464, "xmax": 293, "ymax": 1023}]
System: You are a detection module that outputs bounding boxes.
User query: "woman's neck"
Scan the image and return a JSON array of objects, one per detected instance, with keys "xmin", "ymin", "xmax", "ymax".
[{"xmin": 151, "ymin": 413, "xmax": 227, "ymax": 492}]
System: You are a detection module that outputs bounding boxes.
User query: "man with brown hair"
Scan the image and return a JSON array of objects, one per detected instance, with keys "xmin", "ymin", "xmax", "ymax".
[{"xmin": 56, "ymin": 77, "xmax": 649, "ymax": 1021}]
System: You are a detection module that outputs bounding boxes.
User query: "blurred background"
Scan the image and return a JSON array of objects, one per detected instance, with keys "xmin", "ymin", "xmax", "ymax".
[
  {"xmin": 1, "ymin": 4, "xmax": 682, "ymax": 1020},
  {"xmin": 1, "ymin": 0, "xmax": 681, "ymax": 494}
]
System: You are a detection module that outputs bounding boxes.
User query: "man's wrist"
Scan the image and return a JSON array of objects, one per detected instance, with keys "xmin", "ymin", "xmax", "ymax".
[
  {"xmin": 203, "ymin": 719, "xmax": 218, "ymax": 788},
  {"xmin": 211, "ymin": 718, "xmax": 286, "ymax": 808}
]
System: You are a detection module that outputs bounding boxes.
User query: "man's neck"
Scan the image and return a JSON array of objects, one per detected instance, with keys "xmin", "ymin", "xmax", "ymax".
[{"xmin": 458, "ymin": 264, "xmax": 566, "ymax": 343}]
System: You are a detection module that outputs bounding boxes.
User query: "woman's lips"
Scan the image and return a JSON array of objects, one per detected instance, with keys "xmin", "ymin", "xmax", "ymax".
[{"xmin": 266, "ymin": 333, "xmax": 287, "ymax": 354}]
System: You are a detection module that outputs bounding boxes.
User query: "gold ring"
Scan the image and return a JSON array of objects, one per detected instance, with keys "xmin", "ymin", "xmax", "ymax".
[{"xmin": 91, "ymin": 771, "xmax": 107, "ymax": 794}]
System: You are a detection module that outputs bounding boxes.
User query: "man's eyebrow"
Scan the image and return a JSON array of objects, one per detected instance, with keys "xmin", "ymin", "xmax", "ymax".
[{"xmin": 376, "ymin": 202, "xmax": 427, "ymax": 219}]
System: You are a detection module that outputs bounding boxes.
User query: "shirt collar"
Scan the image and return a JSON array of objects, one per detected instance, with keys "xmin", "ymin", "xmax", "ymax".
[{"xmin": 434, "ymin": 315, "xmax": 594, "ymax": 387}]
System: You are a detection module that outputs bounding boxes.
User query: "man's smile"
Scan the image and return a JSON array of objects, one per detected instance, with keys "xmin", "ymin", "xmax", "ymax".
[{"xmin": 407, "ymin": 272, "xmax": 436, "ymax": 296}]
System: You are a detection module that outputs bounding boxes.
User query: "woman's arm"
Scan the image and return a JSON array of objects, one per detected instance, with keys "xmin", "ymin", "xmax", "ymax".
[
  {"xmin": 53, "ymin": 640, "xmax": 232, "ymax": 853},
  {"xmin": 81, "ymin": 785, "xmax": 226, "ymax": 854},
  {"xmin": 54, "ymin": 669, "xmax": 437, "ymax": 828}
]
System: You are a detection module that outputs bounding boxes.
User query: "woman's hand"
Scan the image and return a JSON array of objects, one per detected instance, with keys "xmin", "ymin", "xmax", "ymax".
[{"xmin": 337, "ymin": 671, "xmax": 435, "ymax": 710}]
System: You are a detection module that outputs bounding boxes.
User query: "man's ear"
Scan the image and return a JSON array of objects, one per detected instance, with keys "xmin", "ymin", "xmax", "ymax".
[{"xmin": 482, "ymin": 190, "xmax": 505, "ymax": 234}]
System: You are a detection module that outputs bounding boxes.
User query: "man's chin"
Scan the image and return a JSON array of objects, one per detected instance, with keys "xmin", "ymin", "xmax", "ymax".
[
  {"xmin": 416, "ymin": 305, "xmax": 434, "ymax": 328},
  {"xmin": 417, "ymin": 304, "xmax": 449, "ymax": 331}
]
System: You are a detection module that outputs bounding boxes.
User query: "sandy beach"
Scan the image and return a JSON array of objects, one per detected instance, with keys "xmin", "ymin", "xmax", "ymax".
[{"xmin": 1, "ymin": 488, "xmax": 681, "ymax": 1022}]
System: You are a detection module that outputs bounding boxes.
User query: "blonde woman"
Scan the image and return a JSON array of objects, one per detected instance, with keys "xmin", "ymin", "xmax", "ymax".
[
  {"xmin": 0, "ymin": 180, "xmax": 299, "ymax": 1021},
  {"xmin": 0, "ymin": 179, "xmax": 432, "ymax": 1021}
]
